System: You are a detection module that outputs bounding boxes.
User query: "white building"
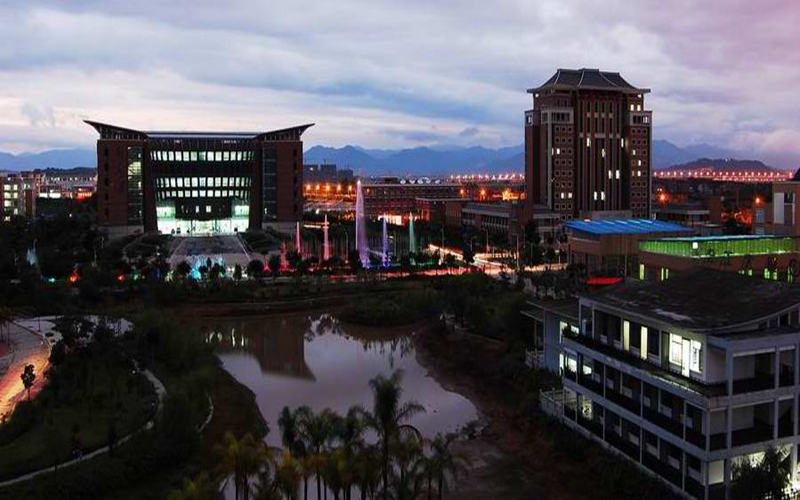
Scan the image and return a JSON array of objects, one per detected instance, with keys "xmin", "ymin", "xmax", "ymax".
[{"xmin": 526, "ymin": 270, "xmax": 800, "ymax": 499}]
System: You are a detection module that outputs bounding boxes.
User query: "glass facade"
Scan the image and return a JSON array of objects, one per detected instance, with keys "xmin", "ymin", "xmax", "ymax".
[
  {"xmin": 149, "ymin": 150, "xmax": 255, "ymax": 162},
  {"xmin": 127, "ymin": 146, "xmax": 143, "ymax": 225},
  {"xmin": 154, "ymin": 176, "xmax": 251, "ymax": 201},
  {"xmin": 639, "ymin": 236, "xmax": 796, "ymax": 258}
]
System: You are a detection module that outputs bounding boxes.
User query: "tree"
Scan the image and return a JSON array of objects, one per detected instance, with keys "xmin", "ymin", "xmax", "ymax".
[
  {"xmin": 730, "ymin": 446, "xmax": 791, "ymax": 500},
  {"xmin": 286, "ymin": 250, "xmax": 302, "ymax": 273},
  {"xmin": 361, "ymin": 371, "xmax": 425, "ymax": 500},
  {"xmin": 176, "ymin": 260, "xmax": 192, "ymax": 278},
  {"xmin": 168, "ymin": 471, "xmax": 221, "ymax": 500},
  {"xmin": 348, "ymin": 250, "xmax": 363, "ymax": 274},
  {"xmin": 247, "ymin": 259, "xmax": 265, "ymax": 279},
  {"xmin": 427, "ymin": 433, "xmax": 470, "ymax": 500},
  {"xmin": 21, "ymin": 363, "xmax": 36, "ymax": 399},
  {"xmin": 297, "ymin": 407, "xmax": 336, "ymax": 500},
  {"xmin": 268, "ymin": 254, "xmax": 283, "ymax": 278},
  {"xmin": 461, "ymin": 246, "xmax": 474, "ymax": 266},
  {"xmin": 216, "ymin": 432, "xmax": 268, "ymax": 500}
]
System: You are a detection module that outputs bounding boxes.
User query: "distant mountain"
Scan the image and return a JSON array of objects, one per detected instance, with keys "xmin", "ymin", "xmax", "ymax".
[
  {"xmin": 0, "ymin": 148, "xmax": 95, "ymax": 171},
  {"xmin": 663, "ymin": 158, "xmax": 783, "ymax": 173},
  {"xmin": 304, "ymin": 144, "xmax": 524, "ymax": 176},
  {"xmin": 652, "ymin": 140, "xmax": 742, "ymax": 169}
]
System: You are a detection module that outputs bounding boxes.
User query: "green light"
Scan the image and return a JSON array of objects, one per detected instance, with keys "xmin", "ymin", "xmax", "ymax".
[{"xmin": 640, "ymin": 236, "xmax": 796, "ymax": 258}]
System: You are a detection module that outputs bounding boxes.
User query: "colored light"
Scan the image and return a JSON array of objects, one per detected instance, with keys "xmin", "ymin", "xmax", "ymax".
[{"xmin": 117, "ymin": 274, "xmax": 125, "ymax": 282}]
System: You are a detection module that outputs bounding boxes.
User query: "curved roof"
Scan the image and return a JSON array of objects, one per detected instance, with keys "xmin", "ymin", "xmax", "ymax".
[
  {"xmin": 84, "ymin": 120, "xmax": 314, "ymax": 141},
  {"xmin": 528, "ymin": 68, "xmax": 649, "ymax": 95}
]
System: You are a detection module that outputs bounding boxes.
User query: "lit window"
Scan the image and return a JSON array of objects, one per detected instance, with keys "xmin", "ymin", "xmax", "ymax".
[
  {"xmin": 638, "ymin": 160, "xmax": 642, "ymax": 167},
  {"xmin": 621, "ymin": 138, "xmax": 625, "ymax": 148},
  {"xmin": 669, "ymin": 334, "xmax": 683, "ymax": 366},
  {"xmin": 601, "ymin": 148, "xmax": 606, "ymax": 158},
  {"xmin": 690, "ymin": 340, "xmax": 702, "ymax": 372},
  {"xmin": 608, "ymin": 170, "xmax": 613, "ymax": 179},
  {"xmin": 199, "ymin": 151, "xmax": 206, "ymax": 161},
  {"xmin": 183, "ymin": 152, "xmax": 190, "ymax": 161},
  {"xmin": 593, "ymin": 191, "xmax": 598, "ymax": 201},
  {"xmin": 601, "ymin": 191, "xmax": 605, "ymax": 201},
  {"xmin": 632, "ymin": 149, "xmax": 637, "ymax": 156},
  {"xmin": 615, "ymin": 170, "xmax": 620, "ymax": 179},
  {"xmin": 586, "ymin": 138, "xmax": 591, "ymax": 147},
  {"xmin": 216, "ymin": 152, "xmax": 223, "ymax": 161},
  {"xmin": 190, "ymin": 151, "xmax": 197, "ymax": 161}
]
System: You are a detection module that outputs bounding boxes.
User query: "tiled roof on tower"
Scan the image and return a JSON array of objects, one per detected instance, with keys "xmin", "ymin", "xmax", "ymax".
[{"xmin": 528, "ymin": 68, "xmax": 649, "ymax": 94}]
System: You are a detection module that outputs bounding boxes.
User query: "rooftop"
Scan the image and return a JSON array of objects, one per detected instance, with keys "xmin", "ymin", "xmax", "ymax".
[
  {"xmin": 527, "ymin": 297, "xmax": 580, "ymax": 320},
  {"xmin": 85, "ymin": 120, "xmax": 314, "ymax": 141},
  {"xmin": 529, "ymin": 68, "xmax": 649, "ymax": 95},
  {"xmin": 565, "ymin": 218, "xmax": 694, "ymax": 237},
  {"xmin": 586, "ymin": 269, "xmax": 800, "ymax": 332}
]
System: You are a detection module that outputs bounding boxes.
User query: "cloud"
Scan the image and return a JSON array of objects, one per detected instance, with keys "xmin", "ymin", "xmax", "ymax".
[
  {"xmin": 0, "ymin": 0, "xmax": 796, "ymax": 167},
  {"xmin": 459, "ymin": 127, "xmax": 480, "ymax": 138},
  {"xmin": 20, "ymin": 103, "xmax": 57, "ymax": 128}
]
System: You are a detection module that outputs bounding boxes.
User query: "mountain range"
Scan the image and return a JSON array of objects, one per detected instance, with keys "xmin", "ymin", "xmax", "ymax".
[{"xmin": 0, "ymin": 140, "xmax": 779, "ymax": 175}]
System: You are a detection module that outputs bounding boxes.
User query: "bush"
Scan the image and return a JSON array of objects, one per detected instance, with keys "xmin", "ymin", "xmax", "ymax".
[{"xmin": 340, "ymin": 289, "xmax": 441, "ymax": 326}]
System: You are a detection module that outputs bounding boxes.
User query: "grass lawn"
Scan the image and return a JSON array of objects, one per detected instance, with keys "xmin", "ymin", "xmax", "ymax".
[{"xmin": 0, "ymin": 372, "xmax": 155, "ymax": 481}]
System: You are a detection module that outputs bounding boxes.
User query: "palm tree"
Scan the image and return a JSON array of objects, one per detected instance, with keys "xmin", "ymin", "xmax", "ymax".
[
  {"xmin": 336, "ymin": 407, "xmax": 366, "ymax": 500},
  {"xmin": 167, "ymin": 472, "xmax": 221, "ymax": 500},
  {"xmin": 353, "ymin": 445, "xmax": 381, "ymax": 500},
  {"xmin": 298, "ymin": 406, "xmax": 336, "ymax": 500},
  {"xmin": 426, "ymin": 433, "xmax": 470, "ymax": 500},
  {"xmin": 361, "ymin": 371, "xmax": 425, "ymax": 500},
  {"xmin": 278, "ymin": 406, "xmax": 304, "ymax": 456},
  {"xmin": 274, "ymin": 450, "xmax": 302, "ymax": 500},
  {"xmin": 216, "ymin": 432, "xmax": 268, "ymax": 500},
  {"xmin": 390, "ymin": 432, "xmax": 426, "ymax": 500}
]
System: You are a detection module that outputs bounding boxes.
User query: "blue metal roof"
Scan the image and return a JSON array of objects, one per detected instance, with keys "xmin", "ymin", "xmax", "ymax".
[{"xmin": 565, "ymin": 218, "xmax": 694, "ymax": 236}]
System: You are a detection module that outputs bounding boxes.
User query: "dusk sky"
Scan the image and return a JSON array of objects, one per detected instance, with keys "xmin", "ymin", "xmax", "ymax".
[{"xmin": 0, "ymin": 0, "xmax": 798, "ymax": 167}]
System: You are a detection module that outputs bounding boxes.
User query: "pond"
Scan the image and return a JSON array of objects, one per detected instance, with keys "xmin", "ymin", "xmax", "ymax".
[{"xmin": 204, "ymin": 312, "xmax": 479, "ymax": 449}]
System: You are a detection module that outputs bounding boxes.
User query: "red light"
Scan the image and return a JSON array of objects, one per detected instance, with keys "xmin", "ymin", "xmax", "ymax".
[
  {"xmin": 586, "ymin": 277, "xmax": 624, "ymax": 286},
  {"xmin": 117, "ymin": 274, "xmax": 125, "ymax": 282},
  {"xmin": 69, "ymin": 274, "xmax": 78, "ymax": 284}
]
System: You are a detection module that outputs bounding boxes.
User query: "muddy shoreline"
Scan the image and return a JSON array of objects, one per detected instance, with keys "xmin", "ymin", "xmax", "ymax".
[{"xmin": 413, "ymin": 329, "xmax": 537, "ymax": 500}]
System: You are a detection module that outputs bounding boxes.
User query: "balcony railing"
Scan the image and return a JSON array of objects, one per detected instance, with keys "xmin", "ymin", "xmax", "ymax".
[
  {"xmin": 577, "ymin": 373, "xmax": 604, "ymax": 395},
  {"xmin": 642, "ymin": 406, "xmax": 683, "ymax": 438},
  {"xmin": 733, "ymin": 373, "xmax": 775, "ymax": 394},
  {"xmin": 685, "ymin": 427, "xmax": 706, "ymax": 450},
  {"xmin": 642, "ymin": 452, "xmax": 682, "ymax": 487},
  {"xmin": 577, "ymin": 413, "xmax": 604, "ymax": 438},
  {"xmin": 606, "ymin": 389, "xmax": 641, "ymax": 416},
  {"xmin": 606, "ymin": 430, "xmax": 640, "ymax": 461},
  {"xmin": 710, "ymin": 432, "xmax": 727, "ymax": 451},
  {"xmin": 731, "ymin": 421, "xmax": 774, "ymax": 447}
]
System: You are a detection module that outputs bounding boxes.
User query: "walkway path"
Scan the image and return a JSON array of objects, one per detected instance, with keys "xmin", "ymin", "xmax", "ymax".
[
  {"xmin": 0, "ymin": 367, "xmax": 167, "ymax": 488},
  {"xmin": 0, "ymin": 322, "xmax": 50, "ymax": 420}
]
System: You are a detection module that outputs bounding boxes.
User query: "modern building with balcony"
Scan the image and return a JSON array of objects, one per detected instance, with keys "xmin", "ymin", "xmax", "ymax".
[{"xmin": 532, "ymin": 270, "xmax": 800, "ymax": 499}]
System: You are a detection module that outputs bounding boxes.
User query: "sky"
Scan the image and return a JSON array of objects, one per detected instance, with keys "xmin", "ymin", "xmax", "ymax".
[{"xmin": 0, "ymin": 0, "xmax": 798, "ymax": 167}]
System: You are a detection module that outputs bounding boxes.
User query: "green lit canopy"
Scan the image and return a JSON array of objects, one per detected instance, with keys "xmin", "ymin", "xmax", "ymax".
[{"xmin": 639, "ymin": 235, "xmax": 797, "ymax": 258}]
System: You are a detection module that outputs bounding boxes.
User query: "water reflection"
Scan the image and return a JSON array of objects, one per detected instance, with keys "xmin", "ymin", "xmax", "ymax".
[{"xmin": 203, "ymin": 312, "xmax": 477, "ymax": 448}]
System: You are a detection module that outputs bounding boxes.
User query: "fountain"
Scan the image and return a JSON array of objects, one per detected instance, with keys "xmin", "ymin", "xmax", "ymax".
[
  {"xmin": 408, "ymin": 212, "xmax": 417, "ymax": 255},
  {"xmin": 355, "ymin": 179, "xmax": 369, "ymax": 267},
  {"xmin": 323, "ymin": 215, "xmax": 330, "ymax": 262},
  {"xmin": 26, "ymin": 247, "xmax": 38, "ymax": 268},
  {"xmin": 295, "ymin": 221, "xmax": 302, "ymax": 256},
  {"xmin": 382, "ymin": 214, "xmax": 389, "ymax": 266}
]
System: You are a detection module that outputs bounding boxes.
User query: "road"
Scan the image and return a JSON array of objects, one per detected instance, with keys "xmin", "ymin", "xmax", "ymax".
[{"xmin": 0, "ymin": 323, "xmax": 50, "ymax": 421}]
